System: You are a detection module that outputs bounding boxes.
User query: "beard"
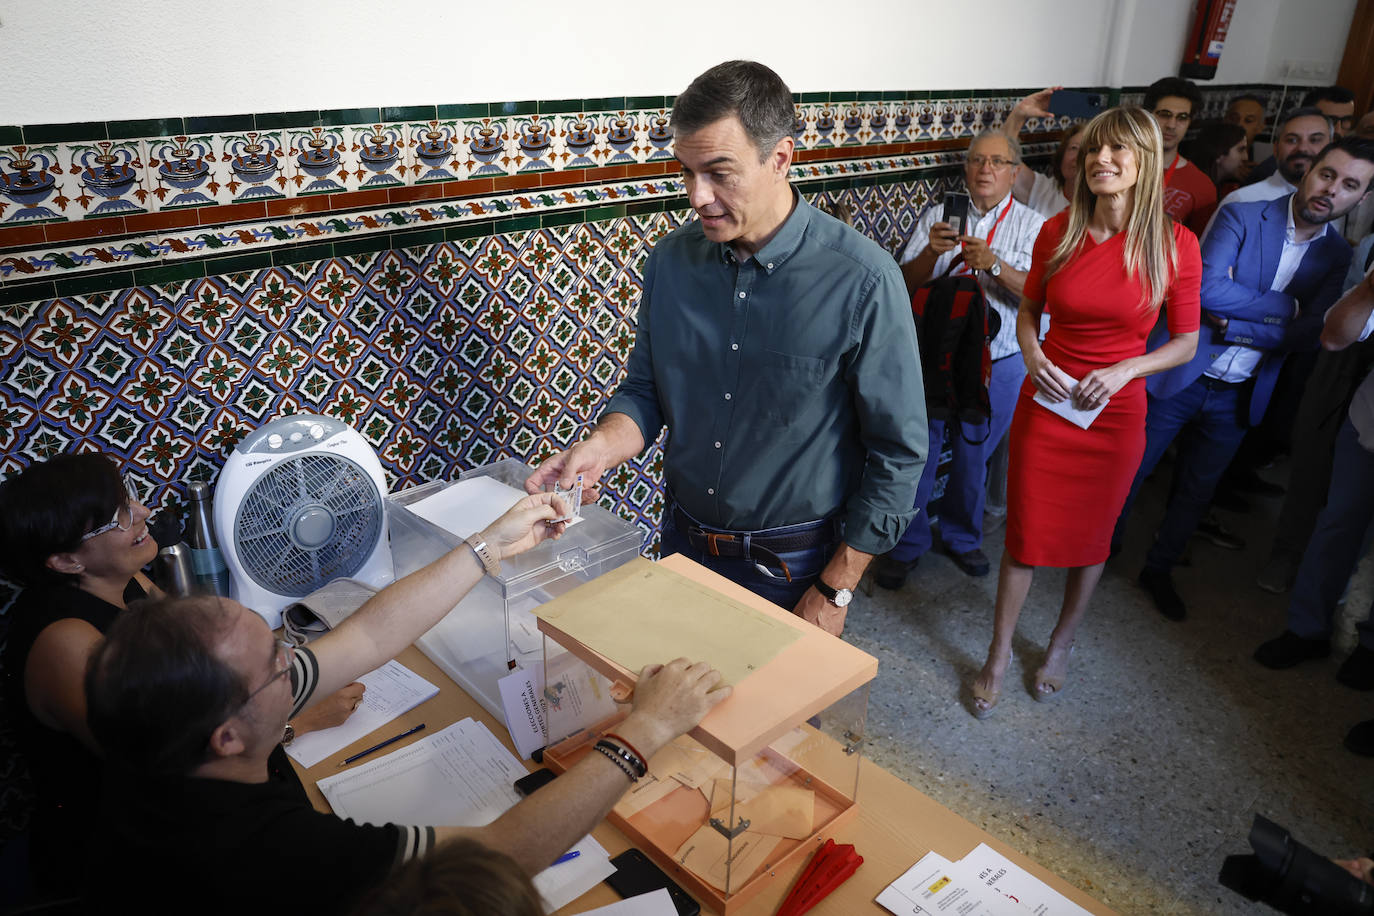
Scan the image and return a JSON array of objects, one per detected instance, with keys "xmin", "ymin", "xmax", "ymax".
[
  {"xmin": 1277, "ymin": 153, "xmax": 1312, "ymax": 184},
  {"xmin": 1297, "ymin": 195, "xmax": 1340, "ymax": 224}
]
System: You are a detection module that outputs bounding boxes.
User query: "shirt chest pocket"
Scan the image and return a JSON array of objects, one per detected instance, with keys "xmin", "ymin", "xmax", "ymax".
[{"xmin": 741, "ymin": 349, "xmax": 830, "ymax": 433}]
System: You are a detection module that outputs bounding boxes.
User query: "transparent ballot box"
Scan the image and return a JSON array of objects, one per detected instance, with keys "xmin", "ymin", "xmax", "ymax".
[
  {"xmin": 385, "ymin": 458, "xmax": 643, "ymax": 719},
  {"xmin": 536, "ymin": 555, "xmax": 877, "ymax": 914}
]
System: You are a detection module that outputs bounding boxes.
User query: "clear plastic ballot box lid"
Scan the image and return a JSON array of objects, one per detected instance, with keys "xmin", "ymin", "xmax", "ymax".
[
  {"xmin": 385, "ymin": 458, "xmax": 643, "ymax": 719},
  {"xmin": 537, "ymin": 555, "xmax": 877, "ymax": 914}
]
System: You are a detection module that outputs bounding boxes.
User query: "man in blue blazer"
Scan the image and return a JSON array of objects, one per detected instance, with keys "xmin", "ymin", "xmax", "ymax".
[{"xmin": 1116, "ymin": 135, "xmax": 1374, "ymax": 621}]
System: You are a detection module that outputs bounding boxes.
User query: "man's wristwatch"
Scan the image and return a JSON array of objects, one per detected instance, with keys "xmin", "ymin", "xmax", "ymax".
[
  {"xmin": 814, "ymin": 578, "xmax": 853, "ymax": 608},
  {"xmin": 988, "ymin": 257, "xmax": 1002, "ymax": 278}
]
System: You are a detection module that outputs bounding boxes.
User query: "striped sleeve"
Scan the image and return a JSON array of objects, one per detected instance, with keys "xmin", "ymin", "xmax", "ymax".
[
  {"xmin": 288, "ymin": 644, "xmax": 322, "ymax": 718},
  {"xmin": 393, "ymin": 825, "xmax": 437, "ymax": 868}
]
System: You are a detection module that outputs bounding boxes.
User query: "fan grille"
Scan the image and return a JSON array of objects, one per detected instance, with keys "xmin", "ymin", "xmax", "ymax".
[{"xmin": 233, "ymin": 452, "xmax": 384, "ymax": 598}]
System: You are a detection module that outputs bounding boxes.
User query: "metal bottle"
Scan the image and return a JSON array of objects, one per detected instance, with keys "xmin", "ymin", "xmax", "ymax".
[
  {"xmin": 186, "ymin": 481, "xmax": 230, "ymax": 596},
  {"xmin": 154, "ymin": 542, "xmax": 196, "ymax": 597}
]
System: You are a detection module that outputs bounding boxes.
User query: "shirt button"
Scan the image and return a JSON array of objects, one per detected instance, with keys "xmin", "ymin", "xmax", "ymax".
[
  {"xmin": 714, "ymin": 441, "xmax": 722, "ymax": 449},
  {"xmin": 766, "ymin": 262, "xmax": 774, "ymax": 269},
  {"xmin": 731, "ymin": 343, "xmax": 739, "ymax": 351},
  {"xmin": 707, "ymin": 488, "xmax": 715, "ymax": 495},
  {"xmin": 738, "ymin": 291, "xmax": 746, "ymax": 299},
  {"xmin": 724, "ymin": 393, "xmax": 731, "ymax": 400}
]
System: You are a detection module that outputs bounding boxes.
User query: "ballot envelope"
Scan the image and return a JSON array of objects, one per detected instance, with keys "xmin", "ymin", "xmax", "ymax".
[
  {"xmin": 536, "ymin": 554, "xmax": 877, "ymax": 914},
  {"xmin": 385, "ymin": 458, "xmax": 643, "ymax": 719}
]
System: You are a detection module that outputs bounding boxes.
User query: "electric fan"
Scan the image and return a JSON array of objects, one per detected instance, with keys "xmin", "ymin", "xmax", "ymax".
[{"xmin": 213, "ymin": 414, "xmax": 395, "ymax": 628}]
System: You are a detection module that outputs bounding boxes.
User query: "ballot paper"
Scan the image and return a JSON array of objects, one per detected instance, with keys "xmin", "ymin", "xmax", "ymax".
[
  {"xmin": 1033, "ymin": 378, "xmax": 1108, "ymax": 430},
  {"xmin": 612, "ymin": 736, "xmax": 728, "ymax": 818},
  {"xmin": 577, "ymin": 888, "xmax": 678, "ymax": 916},
  {"xmin": 958, "ymin": 844, "xmax": 1093, "ymax": 916},
  {"xmin": 673, "ymin": 822, "xmax": 782, "ymax": 893},
  {"xmin": 877, "ymin": 850, "xmax": 1026, "ymax": 915},
  {"xmin": 408, "ymin": 475, "xmax": 581, "ymax": 539},
  {"xmin": 285, "ymin": 661, "xmax": 439, "ymax": 768},
  {"xmin": 317, "ymin": 718, "xmax": 525, "ymax": 827},
  {"xmin": 532, "ymin": 834, "xmax": 617, "ymax": 913}
]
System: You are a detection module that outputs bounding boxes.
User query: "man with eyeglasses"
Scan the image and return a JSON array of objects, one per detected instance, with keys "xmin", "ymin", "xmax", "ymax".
[
  {"xmin": 82, "ymin": 491, "xmax": 731, "ymax": 913},
  {"xmin": 873, "ymin": 130, "xmax": 1045, "ymax": 587},
  {"xmin": 1144, "ymin": 76, "xmax": 1217, "ymax": 229}
]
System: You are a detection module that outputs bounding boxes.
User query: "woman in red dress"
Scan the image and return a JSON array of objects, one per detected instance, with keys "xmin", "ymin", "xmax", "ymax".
[{"xmin": 971, "ymin": 107, "xmax": 1202, "ymax": 717}]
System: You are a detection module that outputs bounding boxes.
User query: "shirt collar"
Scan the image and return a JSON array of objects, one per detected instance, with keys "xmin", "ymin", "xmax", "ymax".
[
  {"xmin": 1271, "ymin": 171, "xmax": 1297, "ymax": 194},
  {"xmin": 968, "ymin": 192, "xmax": 1013, "ymax": 222},
  {"xmin": 719, "ymin": 187, "xmax": 810, "ymax": 273},
  {"xmin": 1286, "ymin": 194, "xmax": 1329, "ymax": 244}
]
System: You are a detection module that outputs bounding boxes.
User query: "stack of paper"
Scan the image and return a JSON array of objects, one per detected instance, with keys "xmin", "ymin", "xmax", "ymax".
[
  {"xmin": 315, "ymin": 718, "xmax": 615, "ymax": 911},
  {"xmin": 877, "ymin": 843, "xmax": 1093, "ymax": 916},
  {"xmin": 285, "ymin": 661, "xmax": 439, "ymax": 768}
]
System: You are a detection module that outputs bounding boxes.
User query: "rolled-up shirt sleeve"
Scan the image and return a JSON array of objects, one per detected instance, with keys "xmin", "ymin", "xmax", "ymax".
[
  {"xmin": 603, "ymin": 254, "xmax": 666, "ymax": 445},
  {"xmin": 841, "ymin": 262, "xmax": 928, "ymax": 554}
]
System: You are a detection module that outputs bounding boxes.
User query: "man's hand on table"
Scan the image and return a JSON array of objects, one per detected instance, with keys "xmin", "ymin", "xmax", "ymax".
[
  {"xmin": 291, "ymin": 682, "xmax": 365, "ymax": 736},
  {"xmin": 614, "ymin": 659, "xmax": 732, "ymax": 759}
]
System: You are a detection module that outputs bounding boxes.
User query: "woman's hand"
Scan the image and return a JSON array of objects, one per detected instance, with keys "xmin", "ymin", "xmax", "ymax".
[
  {"xmin": 1072, "ymin": 362, "xmax": 1136, "ymax": 410},
  {"xmin": 292, "ymin": 682, "xmax": 365, "ymax": 736},
  {"xmin": 478, "ymin": 491, "xmax": 570, "ymax": 562},
  {"xmin": 1025, "ymin": 350, "xmax": 1075, "ymax": 402}
]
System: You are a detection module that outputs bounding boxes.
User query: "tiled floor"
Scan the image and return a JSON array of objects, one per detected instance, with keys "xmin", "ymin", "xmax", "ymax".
[{"xmin": 843, "ymin": 458, "xmax": 1374, "ymax": 915}]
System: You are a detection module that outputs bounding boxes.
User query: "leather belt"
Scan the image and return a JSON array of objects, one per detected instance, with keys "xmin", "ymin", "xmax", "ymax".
[
  {"xmin": 1199, "ymin": 375, "xmax": 1248, "ymax": 390},
  {"xmin": 669, "ymin": 503, "xmax": 839, "ymax": 584}
]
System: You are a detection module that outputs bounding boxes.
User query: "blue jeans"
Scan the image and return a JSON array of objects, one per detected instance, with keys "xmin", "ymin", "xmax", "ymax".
[
  {"xmin": 1287, "ymin": 419, "xmax": 1374, "ymax": 647},
  {"xmin": 890, "ymin": 355, "xmax": 1025, "ymax": 562},
  {"xmin": 1112, "ymin": 377, "xmax": 1250, "ymax": 570},
  {"xmin": 659, "ymin": 509, "xmax": 839, "ymax": 610}
]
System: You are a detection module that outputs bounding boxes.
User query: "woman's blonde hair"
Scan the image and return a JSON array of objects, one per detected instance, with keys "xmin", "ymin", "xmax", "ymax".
[{"xmin": 1048, "ymin": 106, "xmax": 1177, "ymax": 311}]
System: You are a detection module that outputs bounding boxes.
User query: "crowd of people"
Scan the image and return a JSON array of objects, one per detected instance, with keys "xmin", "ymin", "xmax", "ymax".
[{"xmin": 3, "ymin": 59, "xmax": 1374, "ymax": 912}]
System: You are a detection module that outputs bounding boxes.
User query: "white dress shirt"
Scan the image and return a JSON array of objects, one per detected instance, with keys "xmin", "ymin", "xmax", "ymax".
[{"xmin": 900, "ymin": 192, "xmax": 1045, "ymax": 361}]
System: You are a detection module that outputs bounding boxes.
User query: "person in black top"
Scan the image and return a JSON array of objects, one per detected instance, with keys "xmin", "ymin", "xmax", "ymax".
[
  {"xmin": 83, "ymin": 490, "xmax": 730, "ymax": 915},
  {"xmin": 0, "ymin": 453, "xmax": 364, "ymax": 897}
]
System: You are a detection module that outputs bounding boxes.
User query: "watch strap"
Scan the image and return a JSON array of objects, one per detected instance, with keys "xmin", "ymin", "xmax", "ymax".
[
  {"xmin": 464, "ymin": 535, "xmax": 501, "ymax": 576},
  {"xmin": 814, "ymin": 578, "xmax": 840, "ymax": 601}
]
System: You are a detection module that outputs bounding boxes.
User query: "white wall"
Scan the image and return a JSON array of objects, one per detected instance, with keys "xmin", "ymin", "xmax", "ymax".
[{"xmin": 0, "ymin": 0, "xmax": 1356, "ymax": 125}]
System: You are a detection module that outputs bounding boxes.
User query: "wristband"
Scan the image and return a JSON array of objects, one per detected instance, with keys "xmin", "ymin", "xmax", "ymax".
[
  {"xmin": 602, "ymin": 732, "xmax": 648, "ymax": 777},
  {"xmin": 598, "ymin": 736, "xmax": 647, "ymax": 779},
  {"xmin": 592, "ymin": 743, "xmax": 637, "ymax": 782}
]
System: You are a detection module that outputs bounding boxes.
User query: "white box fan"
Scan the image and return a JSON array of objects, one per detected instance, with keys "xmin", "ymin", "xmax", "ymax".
[{"xmin": 214, "ymin": 413, "xmax": 395, "ymax": 628}]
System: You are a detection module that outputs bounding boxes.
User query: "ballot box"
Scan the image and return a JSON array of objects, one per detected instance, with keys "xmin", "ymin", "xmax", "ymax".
[
  {"xmin": 536, "ymin": 555, "xmax": 877, "ymax": 914},
  {"xmin": 385, "ymin": 458, "xmax": 643, "ymax": 719}
]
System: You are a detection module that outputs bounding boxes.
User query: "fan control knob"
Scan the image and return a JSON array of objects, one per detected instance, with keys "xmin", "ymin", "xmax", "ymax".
[
  {"xmin": 268, "ymin": 434, "xmax": 283, "ymax": 449},
  {"xmin": 310, "ymin": 424, "xmax": 324, "ymax": 440}
]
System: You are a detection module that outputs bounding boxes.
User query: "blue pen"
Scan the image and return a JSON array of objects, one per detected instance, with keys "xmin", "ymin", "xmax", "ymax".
[{"xmin": 553, "ymin": 850, "xmax": 581, "ymax": 866}]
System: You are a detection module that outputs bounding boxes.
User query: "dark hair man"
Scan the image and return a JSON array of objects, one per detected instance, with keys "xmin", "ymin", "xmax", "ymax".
[
  {"xmin": 1302, "ymin": 85, "xmax": 1357, "ymax": 137},
  {"xmin": 83, "ymin": 493, "xmax": 731, "ymax": 913},
  {"xmin": 526, "ymin": 61, "xmax": 927, "ymax": 636},
  {"xmin": 1225, "ymin": 94, "xmax": 1268, "ymax": 146},
  {"xmin": 1203, "ymin": 107, "xmax": 1333, "ymax": 237},
  {"xmin": 1144, "ymin": 76, "xmax": 1217, "ymax": 225},
  {"xmin": 1116, "ymin": 136, "xmax": 1374, "ymax": 621}
]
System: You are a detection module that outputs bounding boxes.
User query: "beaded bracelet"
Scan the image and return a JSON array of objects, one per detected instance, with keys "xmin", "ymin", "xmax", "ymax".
[
  {"xmin": 602, "ymin": 732, "xmax": 648, "ymax": 776},
  {"xmin": 595, "ymin": 738, "xmax": 647, "ymax": 780},
  {"xmin": 592, "ymin": 742, "xmax": 637, "ymax": 782}
]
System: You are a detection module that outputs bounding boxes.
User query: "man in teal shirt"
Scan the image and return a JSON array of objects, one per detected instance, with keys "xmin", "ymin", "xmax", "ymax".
[{"xmin": 528, "ymin": 60, "xmax": 926, "ymax": 635}]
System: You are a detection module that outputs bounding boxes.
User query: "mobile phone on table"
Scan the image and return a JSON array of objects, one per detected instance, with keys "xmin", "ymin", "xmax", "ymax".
[
  {"xmin": 1049, "ymin": 89, "xmax": 1105, "ymax": 120},
  {"xmin": 606, "ymin": 847, "xmax": 701, "ymax": 916},
  {"xmin": 513, "ymin": 767, "xmax": 557, "ymax": 797},
  {"xmin": 942, "ymin": 192, "xmax": 970, "ymax": 235}
]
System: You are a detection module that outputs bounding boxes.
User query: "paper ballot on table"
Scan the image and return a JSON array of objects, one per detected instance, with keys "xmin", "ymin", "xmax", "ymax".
[
  {"xmin": 285, "ymin": 661, "xmax": 439, "ymax": 768},
  {"xmin": 532, "ymin": 834, "xmax": 617, "ymax": 913},
  {"xmin": 497, "ymin": 651, "xmax": 618, "ymax": 760},
  {"xmin": 408, "ymin": 476, "xmax": 581, "ymax": 540},
  {"xmin": 577, "ymin": 888, "xmax": 678, "ymax": 916},
  {"xmin": 877, "ymin": 850, "xmax": 1027, "ymax": 915},
  {"xmin": 317, "ymin": 718, "xmax": 525, "ymax": 828},
  {"xmin": 958, "ymin": 843, "xmax": 1093, "ymax": 916},
  {"xmin": 534, "ymin": 559, "xmax": 803, "ymax": 686},
  {"xmin": 1033, "ymin": 379, "xmax": 1108, "ymax": 430}
]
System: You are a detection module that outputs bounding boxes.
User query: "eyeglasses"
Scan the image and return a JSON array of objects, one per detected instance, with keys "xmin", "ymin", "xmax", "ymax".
[
  {"xmin": 967, "ymin": 155, "xmax": 1013, "ymax": 171},
  {"xmin": 240, "ymin": 638, "xmax": 295, "ymax": 709},
  {"xmin": 81, "ymin": 476, "xmax": 141, "ymax": 541}
]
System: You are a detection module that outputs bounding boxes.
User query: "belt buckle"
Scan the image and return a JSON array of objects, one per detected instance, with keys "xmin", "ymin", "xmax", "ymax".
[{"xmin": 704, "ymin": 532, "xmax": 735, "ymax": 557}]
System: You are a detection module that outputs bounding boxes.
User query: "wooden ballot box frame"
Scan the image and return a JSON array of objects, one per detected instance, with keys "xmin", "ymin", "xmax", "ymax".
[{"xmin": 537, "ymin": 555, "xmax": 879, "ymax": 914}]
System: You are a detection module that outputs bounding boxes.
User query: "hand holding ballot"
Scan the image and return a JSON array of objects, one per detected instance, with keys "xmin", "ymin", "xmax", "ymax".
[{"xmin": 477, "ymin": 490, "xmax": 574, "ymax": 560}]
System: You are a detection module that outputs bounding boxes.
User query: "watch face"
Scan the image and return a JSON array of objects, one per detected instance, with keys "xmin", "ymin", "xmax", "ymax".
[{"xmin": 833, "ymin": 588, "xmax": 853, "ymax": 608}]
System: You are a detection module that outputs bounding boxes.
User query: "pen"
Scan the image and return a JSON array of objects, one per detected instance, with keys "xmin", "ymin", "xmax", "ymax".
[
  {"xmin": 338, "ymin": 723, "xmax": 426, "ymax": 767},
  {"xmin": 553, "ymin": 850, "xmax": 581, "ymax": 866}
]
